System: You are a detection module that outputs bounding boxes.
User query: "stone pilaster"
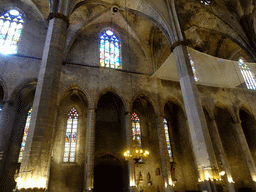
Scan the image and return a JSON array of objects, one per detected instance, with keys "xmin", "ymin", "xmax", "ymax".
[
  {"xmin": 17, "ymin": 16, "xmax": 68, "ymax": 191},
  {"xmin": 124, "ymin": 112, "xmax": 136, "ymax": 192},
  {"xmin": 156, "ymin": 115, "xmax": 173, "ymax": 192},
  {"xmin": 0, "ymin": 101, "xmax": 15, "ymax": 171},
  {"xmin": 209, "ymin": 119, "xmax": 235, "ymax": 192},
  {"xmin": 85, "ymin": 109, "xmax": 96, "ymax": 191},
  {"xmin": 233, "ymin": 121, "xmax": 256, "ymax": 186}
]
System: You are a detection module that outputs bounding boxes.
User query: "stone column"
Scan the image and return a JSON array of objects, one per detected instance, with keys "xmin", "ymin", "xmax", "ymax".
[
  {"xmin": 17, "ymin": 15, "xmax": 68, "ymax": 191},
  {"xmin": 156, "ymin": 115, "xmax": 173, "ymax": 192},
  {"xmin": 209, "ymin": 119, "xmax": 235, "ymax": 192},
  {"xmin": 85, "ymin": 109, "xmax": 96, "ymax": 191},
  {"xmin": 165, "ymin": 2, "xmax": 219, "ymax": 191},
  {"xmin": 233, "ymin": 121, "xmax": 256, "ymax": 186},
  {"xmin": 0, "ymin": 101, "xmax": 16, "ymax": 171},
  {"xmin": 124, "ymin": 112, "xmax": 136, "ymax": 192}
]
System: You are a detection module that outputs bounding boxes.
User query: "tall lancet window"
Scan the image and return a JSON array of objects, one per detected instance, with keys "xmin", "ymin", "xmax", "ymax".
[
  {"xmin": 188, "ymin": 54, "xmax": 199, "ymax": 81},
  {"xmin": 131, "ymin": 112, "xmax": 142, "ymax": 148},
  {"xmin": 18, "ymin": 107, "xmax": 32, "ymax": 163},
  {"xmin": 63, "ymin": 108, "xmax": 78, "ymax": 162},
  {"xmin": 163, "ymin": 118, "xmax": 173, "ymax": 162},
  {"xmin": 0, "ymin": 9, "xmax": 24, "ymax": 54},
  {"xmin": 239, "ymin": 58, "xmax": 256, "ymax": 90},
  {"xmin": 100, "ymin": 29, "xmax": 121, "ymax": 69}
]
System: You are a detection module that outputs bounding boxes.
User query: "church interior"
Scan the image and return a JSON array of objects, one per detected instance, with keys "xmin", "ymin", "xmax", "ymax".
[{"xmin": 0, "ymin": 0, "xmax": 256, "ymax": 192}]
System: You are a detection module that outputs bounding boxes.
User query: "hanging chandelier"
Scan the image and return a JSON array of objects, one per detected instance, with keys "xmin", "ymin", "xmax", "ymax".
[{"xmin": 124, "ymin": 139, "xmax": 149, "ymax": 165}]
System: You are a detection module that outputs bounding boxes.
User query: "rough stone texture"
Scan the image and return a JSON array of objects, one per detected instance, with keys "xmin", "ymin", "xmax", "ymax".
[{"xmin": 1, "ymin": 0, "xmax": 256, "ymax": 192}]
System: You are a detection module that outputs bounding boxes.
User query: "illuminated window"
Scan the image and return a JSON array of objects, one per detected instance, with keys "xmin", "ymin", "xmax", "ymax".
[
  {"xmin": 100, "ymin": 29, "xmax": 121, "ymax": 69},
  {"xmin": 189, "ymin": 54, "xmax": 199, "ymax": 81},
  {"xmin": 239, "ymin": 58, "xmax": 256, "ymax": 90},
  {"xmin": 18, "ymin": 107, "xmax": 32, "ymax": 163},
  {"xmin": 0, "ymin": 9, "xmax": 24, "ymax": 54},
  {"xmin": 163, "ymin": 118, "xmax": 173, "ymax": 162},
  {"xmin": 63, "ymin": 108, "xmax": 78, "ymax": 162},
  {"xmin": 200, "ymin": 0, "xmax": 211, "ymax": 5},
  {"xmin": 131, "ymin": 112, "xmax": 141, "ymax": 148}
]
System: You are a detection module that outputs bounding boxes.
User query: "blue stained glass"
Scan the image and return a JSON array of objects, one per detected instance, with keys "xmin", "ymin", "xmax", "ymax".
[
  {"xmin": 99, "ymin": 29, "xmax": 121, "ymax": 69},
  {"xmin": 63, "ymin": 108, "xmax": 78, "ymax": 162},
  {"xmin": 239, "ymin": 58, "xmax": 256, "ymax": 90},
  {"xmin": 18, "ymin": 107, "xmax": 33, "ymax": 163},
  {"xmin": 163, "ymin": 118, "xmax": 173, "ymax": 162},
  {"xmin": 0, "ymin": 10, "xmax": 24, "ymax": 54}
]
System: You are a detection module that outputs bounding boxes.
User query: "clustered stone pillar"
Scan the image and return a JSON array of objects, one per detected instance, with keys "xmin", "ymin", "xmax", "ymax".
[
  {"xmin": 208, "ymin": 118, "xmax": 236, "ymax": 192},
  {"xmin": 85, "ymin": 109, "xmax": 96, "ymax": 191},
  {"xmin": 17, "ymin": 15, "xmax": 68, "ymax": 191},
  {"xmin": 124, "ymin": 112, "xmax": 136, "ymax": 192},
  {"xmin": 0, "ymin": 102, "xmax": 16, "ymax": 171},
  {"xmin": 156, "ymin": 115, "xmax": 173, "ymax": 192},
  {"xmin": 233, "ymin": 120, "xmax": 256, "ymax": 187}
]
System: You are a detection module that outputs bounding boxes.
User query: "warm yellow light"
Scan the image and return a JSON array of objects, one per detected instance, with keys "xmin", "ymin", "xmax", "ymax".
[
  {"xmin": 124, "ymin": 152, "xmax": 127, "ymax": 156},
  {"xmin": 136, "ymin": 150, "xmax": 138, "ymax": 153},
  {"xmin": 219, "ymin": 171, "xmax": 225, "ymax": 176},
  {"xmin": 145, "ymin": 150, "xmax": 149, "ymax": 155},
  {"xmin": 140, "ymin": 150, "xmax": 143, "ymax": 153},
  {"xmin": 228, "ymin": 177, "xmax": 235, "ymax": 183},
  {"xmin": 205, "ymin": 173, "xmax": 210, "ymax": 181}
]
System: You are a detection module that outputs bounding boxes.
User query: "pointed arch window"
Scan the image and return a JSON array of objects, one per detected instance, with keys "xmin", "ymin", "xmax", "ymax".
[
  {"xmin": 189, "ymin": 54, "xmax": 199, "ymax": 81},
  {"xmin": 18, "ymin": 107, "xmax": 32, "ymax": 163},
  {"xmin": 100, "ymin": 29, "xmax": 121, "ymax": 69},
  {"xmin": 0, "ymin": 9, "xmax": 24, "ymax": 54},
  {"xmin": 131, "ymin": 112, "xmax": 142, "ymax": 148},
  {"xmin": 239, "ymin": 58, "xmax": 256, "ymax": 90},
  {"xmin": 63, "ymin": 108, "xmax": 78, "ymax": 162},
  {"xmin": 163, "ymin": 118, "xmax": 173, "ymax": 162}
]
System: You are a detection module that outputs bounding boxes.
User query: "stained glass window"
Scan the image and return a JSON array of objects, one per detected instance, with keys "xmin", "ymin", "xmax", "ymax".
[
  {"xmin": 100, "ymin": 29, "xmax": 121, "ymax": 69},
  {"xmin": 18, "ymin": 107, "xmax": 32, "ymax": 163},
  {"xmin": 200, "ymin": 0, "xmax": 211, "ymax": 5},
  {"xmin": 63, "ymin": 107, "xmax": 78, "ymax": 162},
  {"xmin": 189, "ymin": 54, "xmax": 199, "ymax": 81},
  {"xmin": 0, "ymin": 9, "xmax": 24, "ymax": 54},
  {"xmin": 163, "ymin": 118, "xmax": 173, "ymax": 162},
  {"xmin": 239, "ymin": 58, "xmax": 256, "ymax": 90},
  {"xmin": 131, "ymin": 112, "xmax": 142, "ymax": 148}
]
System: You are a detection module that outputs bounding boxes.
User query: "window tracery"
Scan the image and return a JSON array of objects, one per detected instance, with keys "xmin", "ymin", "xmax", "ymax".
[
  {"xmin": 100, "ymin": 29, "xmax": 121, "ymax": 69},
  {"xmin": 239, "ymin": 58, "xmax": 256, "ymax": 90},
  {"xmin": 131, "ymin": 112, "xmax": 142, "ymax": 148},
  {"xmin": 18, "ymin": 107, "xmax": 32, "ymax": 163},
  {"xmin": 63, "ymin": 107, "xmax": 78, "ymax": 162},
  {"xmin": 0, "ymin": 9, "xmax": 24, "ymax": 54}
]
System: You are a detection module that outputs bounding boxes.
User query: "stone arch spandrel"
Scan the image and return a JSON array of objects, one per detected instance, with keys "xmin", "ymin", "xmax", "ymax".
[
  {"xmin": 57, "ymin": 84, "xmax": 91, "ymax": 108},
  {"xmin": 68, "ymin": 0, "xmax": 172, "ymax": 41},
  {"xmin": 214, "ymin": 102, "xmax": 238, "ymax": 124},
  {"xmin": 94, "ymin": 88, "xmax": 128, "ymax": 112}
]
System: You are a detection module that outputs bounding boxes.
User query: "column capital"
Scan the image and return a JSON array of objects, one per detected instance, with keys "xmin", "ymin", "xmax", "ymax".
[
  {"xmin": 170, "ymin": 40, "xmax": 188, "ymax": 52},
  {"xmin": 47, "ymin": 12, "xmax": 69, "ymax": 27}
]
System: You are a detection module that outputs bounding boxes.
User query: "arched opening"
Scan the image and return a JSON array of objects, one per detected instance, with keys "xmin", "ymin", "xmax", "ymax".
[
  {"xmin": 164, "ymin": 101, "xmax": 198, "ymax": 192},
  {"xmin": 94, "ymin": 155, "xmax": 123, "ymax": 192},
  {"xmin": 215, "ymin": 107, "xmax": 251, "ymax": 189},
  {"xmin": 239, "ymin": 109, "xmax": 256, "ymax": 163},
  {"xmin": 94, "ymin": 92, "xmax": 126, "ymax": 191},
  {"xmin": 48, "ymin": 89, "xmax": 88, "ymax": 192},
  {"xmin": 131, "ymin": 95, "xmax": 163, "ymax": 191},
  {"xmin": 1, "ymin": 83, "xmax": 35, "ymax": 191}
]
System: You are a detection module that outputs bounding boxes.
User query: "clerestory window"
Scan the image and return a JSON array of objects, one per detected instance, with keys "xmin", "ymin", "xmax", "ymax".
[
  {"xmin": 239, "ymin": 58, "xmax": 256, "ymax": 90},
  {"xmin": 0, "ymin": 9, "xmax": 24, "ymax": 54},
  {"xmin": 18, "ymin": 107, "xmax": 32, "ymax": 163},
  {"xmin": 63, "ymin": 107, "xmax": 78, "ymax": 162},
  {"xmin": 100, "ymin": 29, "xmax": 121, "ymax": 69}
]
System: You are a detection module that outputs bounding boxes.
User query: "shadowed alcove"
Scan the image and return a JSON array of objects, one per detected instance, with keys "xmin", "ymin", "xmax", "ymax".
[
  {"xmin": 164, "ymin": 101, "xmax": 198, "ymax": 192},
  {"xmin": 94, "ymin": 91, "xmax": 127, "ymax": 192},
  {"xmin": 215, "ymin": 107, "xmax": 251, "ymax": 189}
]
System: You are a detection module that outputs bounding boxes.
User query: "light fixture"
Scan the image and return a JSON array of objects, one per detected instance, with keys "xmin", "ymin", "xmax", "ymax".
[{"xmin": 124, "ymin": 139, "xmax": 149, "ymax": 165}]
